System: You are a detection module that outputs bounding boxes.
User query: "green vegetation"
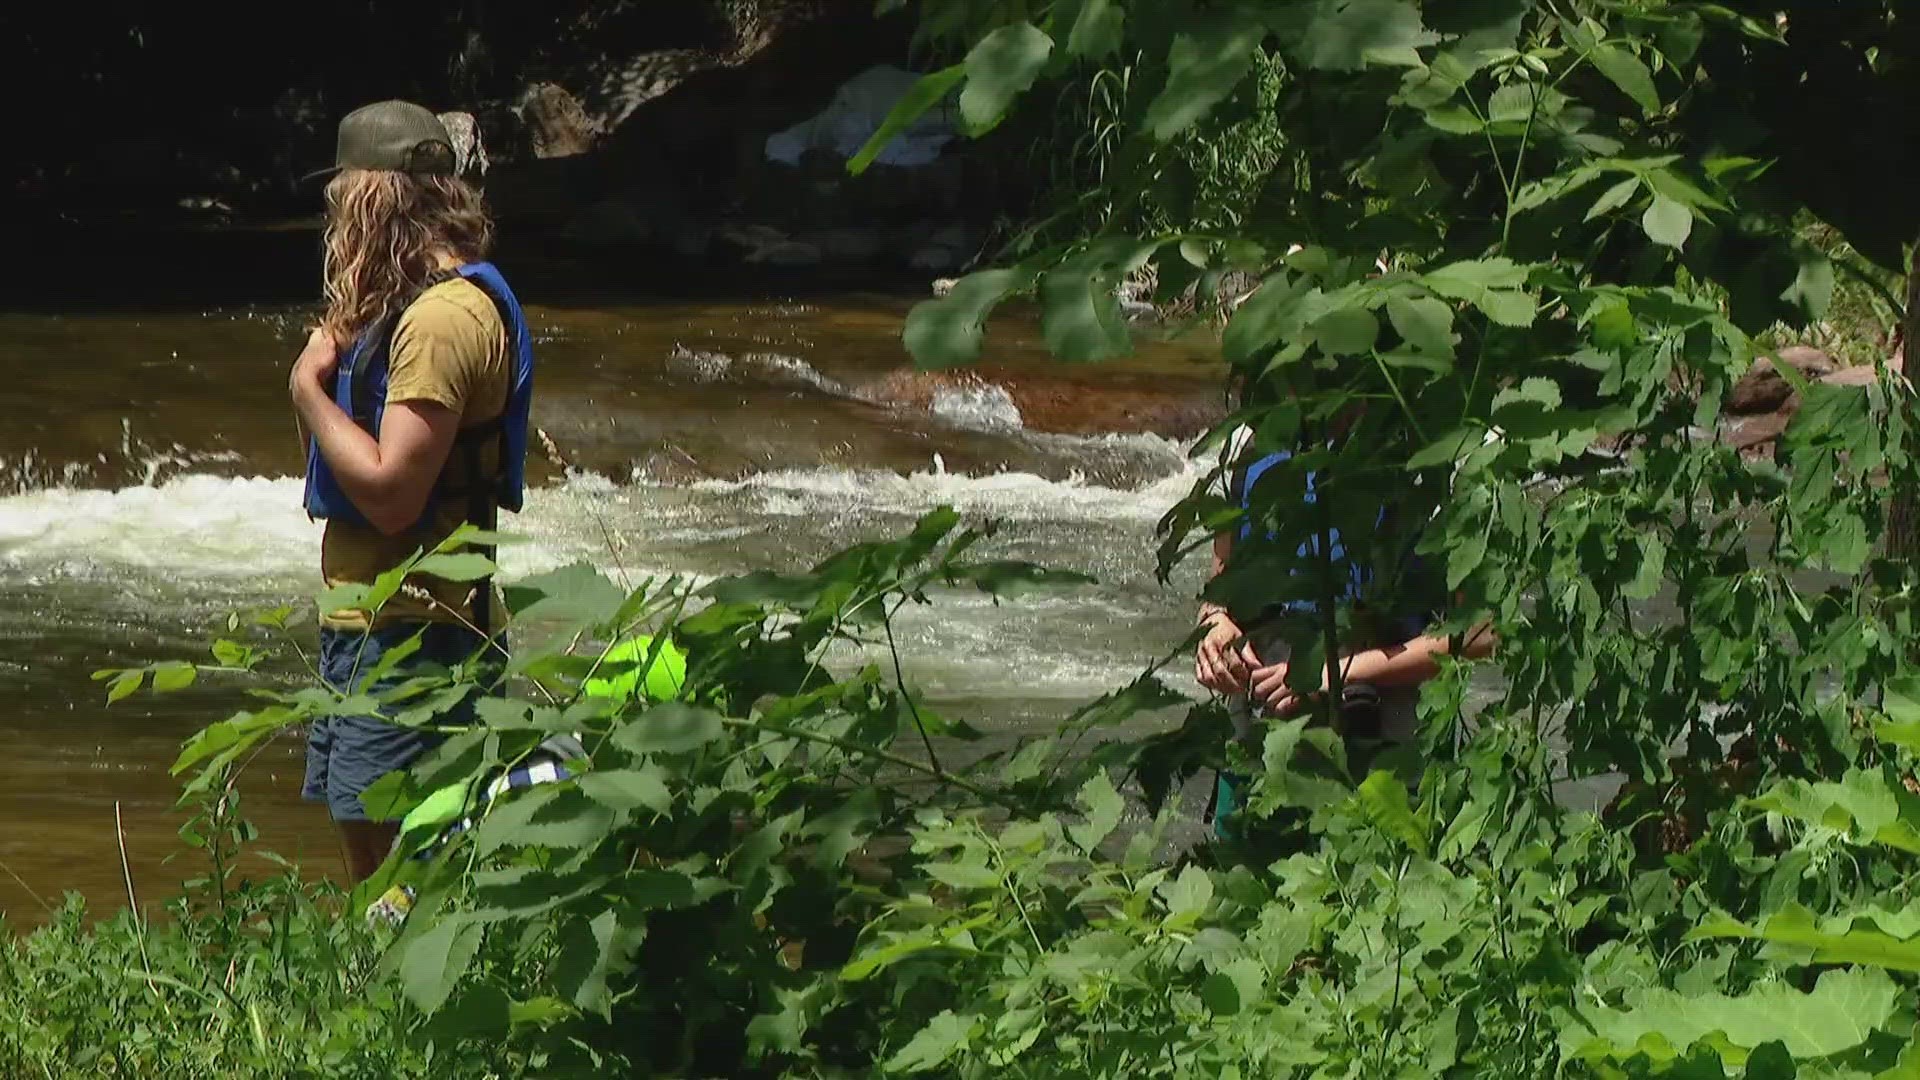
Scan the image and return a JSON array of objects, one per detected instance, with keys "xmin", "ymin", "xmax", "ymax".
[{"xmin": 12, "ymin": 1, "xmax": 1920, "ymax": 1076}]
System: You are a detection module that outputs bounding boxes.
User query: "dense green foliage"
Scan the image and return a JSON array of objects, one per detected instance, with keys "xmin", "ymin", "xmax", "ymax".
[{"xmin": 13, "ymin": 1, "xmax": 1920, "ymax": 1077}]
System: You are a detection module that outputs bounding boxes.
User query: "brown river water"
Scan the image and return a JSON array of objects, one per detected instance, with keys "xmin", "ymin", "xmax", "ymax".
[{"xmin": 0, "ymin": 283, "xmax": 1230, "ymax": 925}]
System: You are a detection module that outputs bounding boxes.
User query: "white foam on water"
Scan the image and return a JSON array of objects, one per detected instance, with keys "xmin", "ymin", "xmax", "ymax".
[
  {"xmin": 683, "ymin": 435, "xmax": 1205, "ymax": 524},
  {"xmin": 931, "ymin": 383, "xmax": 1024, "ymax": 433},
  {"xmin": 0, "ymin": 443, "xmax": 1212, "ymax": 587}
]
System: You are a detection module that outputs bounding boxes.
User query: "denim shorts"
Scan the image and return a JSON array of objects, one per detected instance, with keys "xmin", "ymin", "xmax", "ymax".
[{"xmin": 302, "ymin": 622, "xmax": 492, "ymax": 823}]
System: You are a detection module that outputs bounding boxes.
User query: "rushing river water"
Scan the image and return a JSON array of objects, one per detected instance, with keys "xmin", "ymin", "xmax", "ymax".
[{"xmin": 0, "ymin": 288, "xmax": 1229, "ymax": 924}]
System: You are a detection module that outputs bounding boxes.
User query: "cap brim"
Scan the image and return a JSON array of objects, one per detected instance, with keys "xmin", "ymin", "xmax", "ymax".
[{"xmin": 299, "ymin": 165, "xmax": 342, "ymax": 187}]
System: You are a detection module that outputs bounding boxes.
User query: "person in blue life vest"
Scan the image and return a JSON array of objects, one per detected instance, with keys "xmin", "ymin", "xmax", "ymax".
[
  {"xmin": 1195, "ymin": 413, "xmax": 1495, "ymax": 841},
  {"xmin": 289, "ymin": 101, "xmax": 535, "ymax": 882}
]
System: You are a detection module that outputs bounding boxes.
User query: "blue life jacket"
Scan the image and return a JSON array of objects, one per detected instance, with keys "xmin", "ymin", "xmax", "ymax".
[
  {"xmin": 1232, "ymin": 449, "xmax": 1428, "ymax": 642},
  {"xmin": 303, "ymin": 261, "xmax": 534, "ymax": 531}
]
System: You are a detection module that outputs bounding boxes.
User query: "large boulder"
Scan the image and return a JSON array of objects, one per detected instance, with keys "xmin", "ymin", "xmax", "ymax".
[
  {"xmin": 1726, "ymin": 345, "xmax": 1834, "ymax": 415},
  {"xmin": 520, "ymin": 83, "xmax": 599, "ymax": 159}
]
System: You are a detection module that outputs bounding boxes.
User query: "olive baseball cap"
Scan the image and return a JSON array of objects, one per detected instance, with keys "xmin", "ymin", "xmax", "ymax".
[{"xmin": 305, "ymin": 100, "xmax": 456, "ymax": 182}]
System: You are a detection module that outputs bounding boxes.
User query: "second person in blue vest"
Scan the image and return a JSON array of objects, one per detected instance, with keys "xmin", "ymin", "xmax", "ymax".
[{"xmin": 288, "ymin": 101, "xmax": 535, "ymax": 883}]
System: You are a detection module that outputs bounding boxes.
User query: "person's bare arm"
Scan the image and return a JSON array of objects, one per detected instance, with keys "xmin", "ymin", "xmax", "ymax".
[
  {"xmin": 1197, "ymin": 531, "xmax": 1260, "ymax": 693},
  {"xmin": 290, "ymin": 329, "xmax": 461, "ymax": 536},
  {"xmin": 1250, "ymin": 621, "xmax": 1496, "ymax": 713}
]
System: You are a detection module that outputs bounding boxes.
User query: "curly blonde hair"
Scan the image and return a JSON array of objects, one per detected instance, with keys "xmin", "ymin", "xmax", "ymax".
[{"xmin": 320, "ymin": 169, "xmax": 494, "ymax": 345}]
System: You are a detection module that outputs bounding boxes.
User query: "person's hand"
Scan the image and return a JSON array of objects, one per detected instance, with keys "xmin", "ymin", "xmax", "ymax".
[
  {"xmin": 1196, "ymin": 616, "xmax": 1258, "ymax": 695},
  {"xmin": 1250, "ymin": 660, "xmax": 1314, "ymax": 717},
  {"xmin": 290, "ymin": 328, "xmax": 340, "ymax": 395}
]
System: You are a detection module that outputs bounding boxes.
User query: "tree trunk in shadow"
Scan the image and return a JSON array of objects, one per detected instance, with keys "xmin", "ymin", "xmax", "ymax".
[{"xmin": 1889, "ymin": 238, "xmax": 1920, "ymax": 562}]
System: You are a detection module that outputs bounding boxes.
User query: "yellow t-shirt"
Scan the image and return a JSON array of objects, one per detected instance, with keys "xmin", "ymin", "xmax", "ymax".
[{"xmin": 320, "ymin": 278, "xmax": 512, "ymax": 630}]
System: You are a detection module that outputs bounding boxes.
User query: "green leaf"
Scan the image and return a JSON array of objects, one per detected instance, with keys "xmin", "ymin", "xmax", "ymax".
[
  {"xmin": 1311, "ymin": 304, "xmax": 1380, "ymax": 356},
  {"xmin": 612, "ymin": 702, "xmax": 726, "ymax": 756},
  {"xmin": 399, "ymin": 915, "xmax": 483, "ymax": 1013},
  {"xmin": 1298, "ymin": 0, "xmax": 1440, "ymax": 71},
  {"xmin": 1782, "ymin": 246, "xmax": 1835, "ymax": 321},
  {"xmin": 1642, "ymin": 193, "xmax": 1693, "ymax": 249},
  {"xmin": 1422, "ymin": 259, "xmax": 1537, "ymax": 327},
  {"xmin": 849, "ymin": 66, "xmax": 964, "ymax": 175},
  {"xmin": 553, "ymin": 908, "xmax": 625, "ymax": 1018},
  {"xmin": 1146, "ymin": 17, "xmax": 1267, "ymax": 139},
  {"xmin": 106, "ymin": 670, "xmax": 145, "ymax": 704},
  {"xmin": 1386, "ymin": 294, "xmax": 1455, "ymax": 357},
  {"xmin": 1357, "ymin": 771, "xmax": 1429, "ymax": 852},
  {"xmin": 1625, "ymin": 536, "xmax": 1667, "ymax": 601},
  {"xmin": 1567, "ymin": 968, "xmax": 1900, "ymax": 1064},
  {"xmin": 151, "ymin": 663, "xmax": 197, "ymax": 693},
  {"xmin": 1693, "ymin": 904, "xmax": 1920, "ymax": 973},
  {"xmin": 1586, "ymin": 177, "xmax": 1642, "ymax": 221},
  {"xmin": 577, "ymin": 766, "xmax": 673, "ymax": 816},
  {"xmin": 412, "ymin": 552, "xmax": 497, "ymax": 582},
  {"xmin": 1039, "ymin": 267, "xmax": 1133, "ymax": 361},
  {"xmin": 1222, "ymin": 274, "xmax": 1310, "ymax": 365},
  {"xmin": 1200, "ymin": 971, "xmax": 1242, "ymax": 1016},
  {"xmin": 1069, "ymin": 772, "xmax": 1125, "ymax": 852},
  {"xmin": 471, "ymin": 788, "xmax": 618, "ymax": 856},
  {"xmin": 1590, "ymin": 44, "xmax": 1660, "ymax": 114},
  {"xmin": 887, "ymin": 1010, "xmax": 978, "ymax": 1074},
  {"xmin": 959, "ymin": 24, "xmax": 1053, "ymax": 133},
  {"xmin": 904, "ymin": 268, "xmax": 1038, "ymax": 369},
  {"xmin": 503, "ymin": 562, "xmax": 624, "ymax": 627},
  {"xmin": 1063, "ymin": 0, "xmax": 1124, "ymax": 58},
  {"xmin": 1160, "ymin": 864, "xmax": 1215, "ymax": 926}
]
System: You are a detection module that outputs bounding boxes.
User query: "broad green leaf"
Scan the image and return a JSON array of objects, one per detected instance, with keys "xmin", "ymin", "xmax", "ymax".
[
  {"xmin": 107, "ymin": 670, "xmax": 145, "ymax": 704},
  {"xmin": 1146, "ymin": 17, "xmax": 1267, "ymax": 139},
  {"xmin": 1693, "ymin": 904, "xmax": 1920, "ymax": 973},
  {"xmin": 1750, "ymin": 770, "xmax": 1920, "ymax": 854},
  {"xmin": 1063, "ymin": 0, "xmax": 1124, "ymax": 58},
  {"xmin": 1297, "ymin": 0, "xmax": 1440, "ymax": 71},
  {"xmin": 959, "ymin": 24, "xmax": 1053, "ymax": 133},
  {"xmin": 577, "ymin": 766, "xmax": 673, "ymax": 816},
  {"xmin": 613, "ymin": 702, "xmax": 726, "ymax": 756},
  {"xmin": 887, "ymin": 1010, "xmax": 978, "ymax": 1074},
  {"xmin": 412, "ymin": 552, "xmax": 497, "ymax": 582},
  {"xmin": 1642, "ymin": 193, "xmax": 1693, "ymax": 249},
  {"xmin": 1386, "ymin": 294, "xmax": 1455, "ymax": 357},
  {"xmin": 1200, "ymin": 971, "xmax": 1242, "ymax": 1016},
  {"xmin": 1586, "ymin": 177, "xmax": 1642, "ymax": 221},
  {"xmin": 1069, "ymin": 772, "xmax": 1125, "ymax": 852},
  {"xmin": 1782, "ymin": 246, "xmax": 1836, "ymax": 321},
  {"xmin": 923, "ymin": 860, "xmax": 1001, "ymax": 890},
  {"xmin": 1160, "ymin": 864, "xmax": 1215, "ymax": 925},
  {"xmin": 1625, "ymin": 536, "xmax": 1666, "ymax": 601},
  {"xmin": 1311, "ymin": 305, "xmax": 1380, "ymax": 356},
  {"xmin": 426, "ymin": 982, "xmax": 511, "ymax": 1040},
  {"xmin": 503, "ymin": 562, "xmax": 624, "ymax": 627},
  {"xmin": 1565, "ymin": 967, "xmax": 1899, "ymax": 1064},
  {"xmin": 472, "ymin": 788, "xmax": 618, "ymax": 856},
  {"xmin": 399, "ymin": 915, "xmax": 483, "ymax": 1013},
  {"xmin": 1039, "ymin": 266, "xmax": 1133, "ymax": 361},
  {"xmin": 1590, "ymin": 44, "xmax": 1660, "ymax": 114},
  {"xmin": 849, "ymin": 66, "xmax": 964, "ymax": 175},
  {"xmin": 1222, "ymin": 274, "xmax": 1310, "ymax": 365},
  {"xmin": 1422, "ymin": 259, "xmax": 1537, "ymax": 327},
  {"xmin": 904, "ymin": 268, "xmax": 1038, "ymax": 369},
  {"xmin": 151, "ymin": 663, "xmax": 197, "ymax": 693},
  {"xmin": 553, "ymin": 908, "xmax": 624, "ymax": 1018},
  {"xmin": 1357, "ymin": 771, "xmax": 1429, "ymax": 852}
]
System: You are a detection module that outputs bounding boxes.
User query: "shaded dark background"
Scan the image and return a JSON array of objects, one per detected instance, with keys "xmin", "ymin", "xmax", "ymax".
[{"xmin": 4, "ymin": 0, "xmax": 1033, "ymax": 303}]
